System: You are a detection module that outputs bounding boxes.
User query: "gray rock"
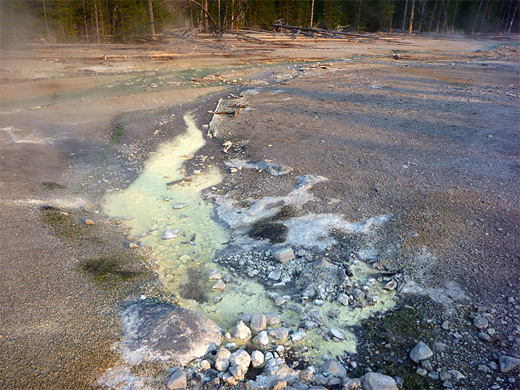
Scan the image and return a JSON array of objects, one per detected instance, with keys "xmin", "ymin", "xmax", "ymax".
[
  {"xmin": 274, "ymin": 247, "xmax": 295, "ymax": 263},
  {"xmin": 268, "ymin": 269, "xmax": 282, "ymax": 280},
  {"xmin": 353, "ymin": 288, "xmax": 365, "ymax": 301},
  {"xmin": 166, "ymin": 367, "xmax": 186, "ymax": 389},
  {"xmin": 211, "ymin": 280, "xmax": 226, "ymax": 290},
  {"xmin": 329, "ymin": 328, "xmax": 345, "ymax": 340},
  {"xmin": 312, "ymin": 259, "xmax": 330, "ymax": 269},
  {"xmin": 269, "ymin": 327, "xmax": 289, "ymax": 340},
  {"xmin": 478, "ymin": 331, "xmax": 493, "ymax": 342},
  {"xmin": 120, "ymin": 303, "xmax": 221, "ymax": 366},
  {"xmin": 336, "ymin": 293, "xmax": 350, "ymax": 306},
  {"xmin": 208, "ymin": 270, "xmax": 221, "ymax": 280},
  {"xmin": 254, "ymin": 331, "xmax": 269, "ymax": 346},
  {"xmin": 359, "ymin": 372, "xmax": 398, "ymax": 390},
  {"xmin": 416, "ymin": 368, "xmax": 427, "ymax": 376},
  {"xmin": 410, "ymin": 342, "xmax": 433, "ymax": 363},
  {"xmin": 421, "ymin": 359, "xmax": 433, "ymax": 371},
  {"xmin": 161, "ymin": 230, "xmax": 181, "ymax": 240},
  {"xmin": 250, "ymin": 313, "xmax": 267, "ymax": 332},
  {"xmin": 343, "ymin": 378, "xmax": 362, "ymax": 389},
  {"xmin": 327, "ymin": 377, "xmax": 342, "ymax": 386},
  {"xmin": 321, "ymin": 359, "xmax": 346, "ymax": 378},
  {"xmin": 251, "ymin": 350, "xmax": 265, "ymax": 368},
  {"xmin": 499, "ymin": 355, "xmax": 520, "ymax": 373},
  {"xmin": 449, "ymin": 370, "xmax": 465, "ymax": 381},
  {"xmin": 384, "ymin": 280, "xmax": 398, "ymax": 291},
  {"xmin": 233, "ymin": 320, "xmax": 251, "ymax": 340},
  {"xmin": 172, "ymin": 202, "xmax": 188, "ymax": 209},
  {"xmin": 215, "ymin": 346, "xmax": 231, "ymax": 372},
  {"xmin": 291, "ymin": 329, "xmax": 306, "ymax": 342},
  {"xmin": 265, "ymin": 312, "xmax": 281, "ymax": 325},
  {"xmin": 229, "ymin": 349, "xmax": 251, "ymax": 378},
  {"xmin": 473, "ymin": 315, "xmax": 489, "ymax": 329}
]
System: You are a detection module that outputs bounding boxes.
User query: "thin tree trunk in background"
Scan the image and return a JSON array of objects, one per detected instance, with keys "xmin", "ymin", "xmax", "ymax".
[
  {"xmin": 94, "ymin": 1, "xmax": 101, "ymax": 43},
  {"xmin": 507, "ymin": 1, "xmax": 518, "ymax": 33},
  {"xmin": 408, "ymin": 0, "xmax": 415, "ymax": 33},
  {"xmin": 217, "ymin": 0, "xmax": 221, "ymax": 31},
  {"xmin": 203, "ymin": 0, "xmax": 209, "ymax": 32},
  {"xmin": 82, "ymin": 0, "xmax": 90, "ymax": 42},
  {"xmin": 479, "ymin": 0, "xmax": 489, "ymax": 32},
  {"xmin": 436, "ymin": 0, "xmax": 443, "ymax": 32},
  {"xmin": 389, "ymin": 0, "xmax": 395, "ymax": 32},
  {"xmin": 42, "ymin": 0, "xmax": 52, "ymax": 41},
  {"xmin": 451, "ymin": 0, "xmax": 459, "ymax": 33},
  {"xmin": 231, "ymin": 0, "xmax": 235, "ymax": 30},
  {"xmin": 472, "ymin": 0, "xmax": 483, "ymax": 33},
  {"xmin": 148, "ymin": 0, "xmax": 156, "ymax": 36},
  {"xmin": 429, "ymin": 0, "xmax": 438, "ymax": 32},
  {"xmin": 442, "ymin": 0, "xmax": 450, "ymax": 33},
  {"xmin": 402, "ymin": 0, "xmax": 409, "ymax": 30},
  {"xmin": 310, "ymin": 0, "xmax": 315, "ymax": 28}
]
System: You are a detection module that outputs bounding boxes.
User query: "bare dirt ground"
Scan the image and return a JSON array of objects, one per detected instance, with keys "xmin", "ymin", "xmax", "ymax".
[{"xmin": 1, "ymin": 34, "xmax": 519, "ymax": 389}]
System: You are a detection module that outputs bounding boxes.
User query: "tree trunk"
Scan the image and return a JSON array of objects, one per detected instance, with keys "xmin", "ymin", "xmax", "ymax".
[
  {"xmin": 402, "ymin": 0, "xmax": 409, "ymax": 31},
  {"xmin": 389, "ymin": 0, "xmax": 395, "ymax": 32},
  {"xmin": 231, "ymin": 0, "xmax": 235, "ymax": 30},
  {"xmin": 472, "ymin": 0, "xmax": 484, "ymax": 33},
  {"xmin": 451, "ymin": 0, "xmax": 459, "ymax": 33},
  {"xmin": 42, "ymin": 0, "xmax": 52, "ymax": 42},
  {"xmin": 479, "ymin": 0, "xmax": 489, "ymax": 33},
  {"xmin": 310, "ymin": 0, "xmax": 315, "ymax": 28},
  {"xmin": 94, "ymin": 1, "xmax": 101, "ymax": 43},
  {"xmin": 148, "ymin": 0, "xmax": 156, "ymax": 36},
  {"xmin": 82, "ymin": 0, "xmax": 90, "ymax": 42},
  {"xmin": 429, "ymin": 0, "xmax": 438, "ymax": 32},
  {"xmin": 408, "ymin": 0, "xmax": 415, "ymax": 33},
  {"xmin": 507, "ymin": 1, "xmax": 518, "ymax": 33},
  {"xmin": 218, "ymin": 0, "xmax": 221, "ymax": 31},
  {"xmin": 203, "ymin": 0, "xmax": 209, "ymax": 33}
]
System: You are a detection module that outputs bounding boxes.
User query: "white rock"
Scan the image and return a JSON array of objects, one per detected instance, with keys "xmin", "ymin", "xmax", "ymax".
[
  {"xmin": 291, "ymin": 329, "xmax": 306, "ymax": 342},
  {"xmin": 161, "ymin": 230, "xmax": 181, "ymax": 240},
  {"xmin": 215, "ymin": 346, "xmax": 231, "ymax": 372},
  {"xmin": 273, "ymin": 247, "xmax": 295, "ymax": 263},
  {"xmin": 208, "ymin": 270, "xmax": 222, "ymax": 280},
  {"xmin": 211, "ymin": 280, "xmax": 226, "ymax": 290},
  {"xmin": 254, "ymin": 331, "xmax": 269, "ymax": 346},
  {"xmin": 233, "ymin": 320, "xmax": 251, "ymax": 340},
  {"xmin": 172, "ymin": 202, "xmax": 187, "ymax": 209},
  {"xmin": 410, "ymin": 341, "xmax": 433, "ymax": 363},
  {"xmin": 229, "ymin": 349, "xmax": 251, "ymax": 378},
  {"xmin": 268, "ymin": 269, "xmax": 282, "ymax": 280},
  {"xmin": 329, "ymin": 328, "xmax": 345, "ymax": 340},
  {"xmin": 251, "ymin": 350, "xmax": 265, "ymax": 368},
  {"xmin": 360, "ymin": 372, "xmax": 398, "ymax": 390}
]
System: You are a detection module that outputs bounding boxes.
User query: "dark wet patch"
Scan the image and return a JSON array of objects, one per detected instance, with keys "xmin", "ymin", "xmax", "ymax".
[
  {"xmin": 40, "ymin": 206, "xmax": 84, "ymax": 240},
  {"xmin": 41, "ymin": 181, "xmax": 66, "ymax": 190},
  {"xmin": 247, "ymin": 205, "xmax": 297, "ymax": 243},
  {"xmin": 179, "ymin": 267, "xmax": 208, "ymax": 302},
  {"xmin": 78, "ymin": 254, "xmax": 150, "ymax": 286}
]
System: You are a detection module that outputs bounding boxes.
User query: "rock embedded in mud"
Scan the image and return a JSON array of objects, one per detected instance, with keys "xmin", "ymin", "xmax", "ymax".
[
  {"xmin": 498, "ymin": 355, "xmax": 520, "ymax": 373},
  {"xmin": 410, "ymin": 341, "xmax": 433, "ymax": 363},
  {"xmin": 250, "ymin": 313, "xmax": 267, "ymax": 332},
  {"xmin": 273, "ymin": 247, "xmax": 295, "ymax": 263},
  {"xmin": 233, "ymin": 320, "xmax": 251, "ymax": 340},
  {"xmin": 211, "ymin": 280, "xmax": 226, "ymax": 291},
  {"xmin": 359, "ymin": 372, "xmax": 398, "ymax": 390},
  {"xmin": 329, "ymin": 328, "xmax": 345, "ymax": 340},
  {"xmin": 166, "ymin": 367, "xmax": 186, "ymax": 389},
  {"xmin": 120, "ymin": 303, "xmax": 222, "ymax": 366},
  {"xmin": 172, "ymin": 202, "xmax": 188, "ymax": 209},
  {"xmin": 254, "ymin": 331, "xmax": 270, "ymax": 346},
  {"xmin": 321, "ymin": 359, "xmax": 346, "ymax": 378},
  {"xmin": 161, "ymin": 230, "xmax": 181, "ymax": 240},
  {"xmin": 208, "ymin": 270, "xmax": 221, "ymax": 280},
  {"xmin": 215, "ymin": 346, "xmax": 231, "ymax": 372}
]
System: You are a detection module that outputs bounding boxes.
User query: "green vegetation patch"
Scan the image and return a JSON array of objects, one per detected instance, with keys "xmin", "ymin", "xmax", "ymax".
[
  {"xmin": 40, "ymin": 205, "xmax": 84, "ymax": 240},
  {"xmin": 78, "ymin": 253, "xmax": 151, "ymax": 287},
  {"xmin": 41, "ymin": 181, "xmax": 66, "ymax": 190},
  {"xmin": 109, "ymin": 123, "xmax": 126, "ymax": 144}
]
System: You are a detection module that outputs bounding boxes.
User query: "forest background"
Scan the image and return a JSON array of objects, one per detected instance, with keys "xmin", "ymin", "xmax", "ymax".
[{"xmin": 0, "ymin": 0, "xmax": 518, "ymax": 46}]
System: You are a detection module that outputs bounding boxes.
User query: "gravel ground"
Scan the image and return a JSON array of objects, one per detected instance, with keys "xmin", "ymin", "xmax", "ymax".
[{"xmin": 0, "ymin": 36, "xmax": 519, "ymax": 389}]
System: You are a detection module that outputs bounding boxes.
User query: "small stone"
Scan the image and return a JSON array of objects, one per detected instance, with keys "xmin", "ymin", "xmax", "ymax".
[
  {"xmin": 254, "ymin": 331, "xmax": 269, "ymax": 346},
  {"xmin": 166, "ymin": 367, "xmax": 186, "ymax": 389},
  {"xmin": 473, "ymin": 315, "xmax": 489, "ymax": 329},
  {"xmin": 200, "ymin": 360, "xmax": 211, "ymax": 370},
  {"xmin": 312, "ymin": 258, "xmax": 330, "ymax": 269},
  {"xmin": 129, "ymin": 242, "xmax": 139, "ymax": 249},
  {"xmin": 441, "ymin": 320, "xmax": 451, "ymax": 330},
  {"xmin": 343, "ymin": 378, "xmax": 362, "ymax": 390},
  {"xmin": 428, "ymin": 371, "xmax": 440, "ymax": 380},
  {"xmin": 215, "ymin": 347, "xmax": 231, "ymax": 372},
  {"xmin": 250, "ymin": 313, "xmax": 267, "ymax": 332},
  {"xmin": 291, "ymin": 329, "xmax": 306, "ymax": 342},
  {"xmin": 353, "ymin": 289, "xmax": 365, "ymax": 301},
  {"xmin": 268, "ymin": 269, "xmax": 282, "ymax": 281},
  {"xmin": 273, "ymin": 247, "xmax": 295, "ymax": 263},
  {"xmin": 161, "ymin": 230, "xmax": 181, "ymax": 240},
  {"xmin": 478, "ymin": 331, "xmax": 493, "ymax": 342},
  {"xmin": 416, "ymin": 368, "xmax": 427, "ymax": 376},
  {"xmin": 211, "ymin": 280, "xmax": 226, "ymax": 291},
  {"xmin": 439, "ymin": 371, "xmax": 451, "ymax": 381},
  {"xmin": 421, "ymin": 360, "xmax": 433, "ymax": 371},
  {"xmin": 208, "ymin": 270, "xmax": 221, "ymax": 280},
  {"xmin": 449, "ymin": 370, "xmax": 465, "ymax": 381},
  {"xmin": 251, "ymin": 350, "xmax": 264, "ymax": 368},
  {"xmin": 272, "ymin": 379, "xmax": 287, "ymax": 390},
  {"xmin": 265, "ymin": 312, "xmax": 281, "ymax": 325},
  {"xmin": 268, "ymin": 327, "xmax": 289, "ymax": 340},
  {"xmin": 359, "ymin": 372, "xmax": 398, "ymax": 390},
  {"xmin": 222, "ymin": 372, "xmax": 239, "ymax": 385},
  {"xmin": 84, "ymin": 219, "xmax": 95, "ymax": 225},
  {"xmin": 384, "ymin": 280, "xmax": 398, "ymax": 291},
  {"xmin": 337, "ymin": 293, "xmax": 350, "ymax": 306},
  {"xmin": 233, "ymin": 321, "xmax": 251, "ymax": 340},
  {"xmin": 172, "ymin": 202, "xmax": 188, "ymax": 209},
  {"xmin": 321, "ymin": 359, "xmax": 346, "ymax": 378},
  {"xmin": 275, "ymin": 297, "xmax": 287, "ymax": 306},
  {"xmin": 499, "ymin": 355, "xmax": 520, "ymax": 373},
  {"xmin": 212, "ymin": 296, "xmax": 222, "ymax": 304},
  {"xmin": 410, "ymin": 342, "xmax": 433, "ymax": 363},
  {"xmin": 329, "ymin": 328, "xmax": 345, "ymax": 340}
]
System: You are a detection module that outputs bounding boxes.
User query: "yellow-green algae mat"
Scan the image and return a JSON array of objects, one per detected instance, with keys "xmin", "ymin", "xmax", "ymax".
[{"xmin": 103, "ymin": 114, "xmax": 395, "ymax": 361}]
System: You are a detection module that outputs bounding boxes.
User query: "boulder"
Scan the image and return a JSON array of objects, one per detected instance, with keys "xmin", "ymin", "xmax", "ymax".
[
  {"xmin": 359, "ymin": 372, "xmax": 398, "ymax": 390},
  {"xmin": 233, "ymin": 320, "xmax": 252, "ymax": 340},
  {"xmin": 229, "ymin": 349, "xmax": 251, "ymax": 378},
  {"xmin": 251, "ymin": 350, "xmax": 265, "ymax": 368},
  {"xmin": 120, "ymin": 303, "xmax": 222, "ymax": 365},
  {"xmin": 250, "ymin": 313, "xmax": 267, "ymax": 332},
  {"xmin": 410, "ymin": 341, "xmax": 433, "ymax": 363}
]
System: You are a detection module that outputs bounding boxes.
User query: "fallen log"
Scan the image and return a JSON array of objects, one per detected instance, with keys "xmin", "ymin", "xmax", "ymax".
[{"xmin": 272, "ymin": 23, "xmax": 389, "ymax": 41}]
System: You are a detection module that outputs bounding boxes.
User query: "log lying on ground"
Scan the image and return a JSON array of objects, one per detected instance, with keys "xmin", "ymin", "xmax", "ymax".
[{"xmin": 271, "ymin": 23, "xmax": 389, "ymax": 41}]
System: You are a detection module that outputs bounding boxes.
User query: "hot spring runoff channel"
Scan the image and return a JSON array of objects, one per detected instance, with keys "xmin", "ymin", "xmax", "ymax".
[{"xmin": 103, "ymin": 113, "xmax": 395, "ymax": 361}]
